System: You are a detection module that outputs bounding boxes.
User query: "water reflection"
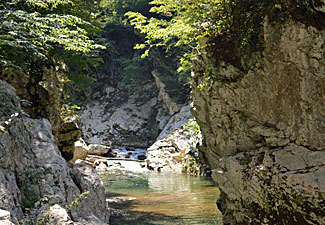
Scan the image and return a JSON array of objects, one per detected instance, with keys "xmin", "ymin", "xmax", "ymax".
[{"xmin": 100, "ymin": 170, "xmax": 222, "ymax": 225}]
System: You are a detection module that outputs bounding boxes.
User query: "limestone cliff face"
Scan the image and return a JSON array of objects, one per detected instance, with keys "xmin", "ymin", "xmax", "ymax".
[
  {"xmin": 191, "ymin": 19, "xmax": 325, "ymax": 224},
  {"xmin": 0, "ymin": 67, "xmax": 81, "ymax": 160},
  {"xmin": 0, "ymin": 81, "xmax": 108, "ymax": 224},
  {"xmin": 79, "ymin": 75, "xmax": 182, "ymax": 148}
]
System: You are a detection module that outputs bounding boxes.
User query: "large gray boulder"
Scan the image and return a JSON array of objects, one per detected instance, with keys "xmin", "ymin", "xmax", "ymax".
[{"xmin": 0, "ymin": 80, "xmax": 109, "ymax": 224}]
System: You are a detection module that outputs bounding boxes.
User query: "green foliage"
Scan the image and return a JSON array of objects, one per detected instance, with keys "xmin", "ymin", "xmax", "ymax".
[
  {"xmin": 125, "ymin": 0, "xmax": 221, "ymax": 57},
  {"xmin": 182, "ymin": 118, "xmax": 200, "ymax": 155},
  {"xmin": 0, "ymin": 0, "xmax": 105, "ymax": 74},
  {"xmin": 65, "ymin": 191, "xmax": 89, "ymax": 211},
  {"xmin": 68, "ymin": 0, "xmax": 189, "ymax": 105},
  {"xmin": 183, "ymin": 118, "xmax": 200, "ymax": 137},
  {"xmin": 60, "ymin": 103, "xmax": 80, "ymax": 119},
  {"xmin": 126, "ymin": 0, "xmax": 324, "ymax": 76},
  {"xmin": 182, "ymin": 119, "xmax": 211, "ymax": 176}
]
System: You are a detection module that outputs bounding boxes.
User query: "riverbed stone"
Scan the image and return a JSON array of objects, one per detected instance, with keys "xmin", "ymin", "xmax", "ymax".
[
  {"xmin": 71, "ymin": 139, "xmax": 89, "ymax": 162},
  {"xmin": 88, "ymin": 144, "xmax": 111, "ymax": 155}
]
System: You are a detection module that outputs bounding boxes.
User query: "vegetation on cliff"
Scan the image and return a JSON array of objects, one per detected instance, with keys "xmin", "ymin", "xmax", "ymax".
[
  {"xmin": 127, "ymin": 0, "xmax": 325, "ymax": 73},
  {"xmin": 68, "ymin": 0, "xmax": 190, "ymax": 105}
]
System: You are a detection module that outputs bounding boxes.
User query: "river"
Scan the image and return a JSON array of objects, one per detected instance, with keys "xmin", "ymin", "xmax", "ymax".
[{"xmin": 100, "ymin": 169, "xmax": 222, "ymax": 225}]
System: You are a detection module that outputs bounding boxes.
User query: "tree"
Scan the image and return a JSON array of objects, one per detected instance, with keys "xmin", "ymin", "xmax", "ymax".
[
  {"xmin": 0, "ymin": 0, "xmax": 105, "ymax": 74},
  {"xmin": 125, "ymin": 0, "xmax": 324, "ymax": 71},
  {"xmin": 125, "ymin": 0, "xmax": 222, "ymax": 58}
]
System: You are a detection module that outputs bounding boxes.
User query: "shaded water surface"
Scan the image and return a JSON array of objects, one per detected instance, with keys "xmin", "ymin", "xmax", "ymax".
[{"xmin": 100, "ymin": 170, "xmax": 222, "ymax": 225}]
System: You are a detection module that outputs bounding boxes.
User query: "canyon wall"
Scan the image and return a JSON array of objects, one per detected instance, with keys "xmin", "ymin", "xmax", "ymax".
[
  {"xmin": 0, "ymin": 68, "xmax": 81, "ymax": 160},
  {"xmin": 0, "ymin": 80, "xmax": 108, "ymax": 224},
  {"xmin": 191, "ymin": 18, "xmax": 325, "ymax": 224}
]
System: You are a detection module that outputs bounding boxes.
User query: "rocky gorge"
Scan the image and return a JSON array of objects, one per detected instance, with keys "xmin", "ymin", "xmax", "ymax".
[
  {"xmin": 0, "ymin": 70, "xmax": 197, "ymax": 224},
  {"xmin": 191, "ymin": 13, "xmax": 325, "ymax": 225},
  {"xmin": 1, "ymin": 1, "xmax": 325, "ymax": 224}
]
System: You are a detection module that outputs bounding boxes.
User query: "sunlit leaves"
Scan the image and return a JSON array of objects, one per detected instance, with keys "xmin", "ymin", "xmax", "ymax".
[
  {"xmin": 125, "ymin": 0, "xmax": 227, "ymax": 63},
  {"xmin": 26, "ymin": 0, "xmax": 74, "ymax": 8},
  {"xmin": 0, "ymin": 0, "xmax": 105, "ymax": 72},
  {"xmin": 126, "ymin": 0, "xmax": 223, "ymax": 52}
]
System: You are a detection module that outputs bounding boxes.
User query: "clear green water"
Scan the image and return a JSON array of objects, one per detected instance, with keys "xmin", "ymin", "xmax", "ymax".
[{"xmin": 100, "ymin": 170, "xmax": 222, "ymax": 225}]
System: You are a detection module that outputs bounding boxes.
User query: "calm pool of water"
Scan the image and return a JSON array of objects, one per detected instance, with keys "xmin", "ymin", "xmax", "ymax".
[{"xmin": 100, "ymin": 170, "xmax": 222, "ymax": 225}]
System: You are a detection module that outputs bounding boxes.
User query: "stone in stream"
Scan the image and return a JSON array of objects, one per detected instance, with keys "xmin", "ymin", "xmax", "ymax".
[
  {"xmin": 88, "ymin": 144, "xmax": 111, "ymax": 155},
  {"xmin": 137, "ymin": 154, "xmax": 146, "ymax": 160},
  {"xmin": 106, "ymin": 150, "xmax": 118, "ymax": 158},
  {"xmin": 71, "ymin": 139, "xmax": 112, "ymax": 162},
  {"xmin": 71, "ymin": 138, "xmax": 89, "ymax": 162}
]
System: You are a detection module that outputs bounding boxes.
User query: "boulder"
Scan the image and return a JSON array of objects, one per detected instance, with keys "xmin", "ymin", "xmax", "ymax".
[
  {"xmin": 146, "ymin": 105, "xmax": 202, "ymax": 173},
  {"xmin": 47, "ymin": 204, "xmax": 72, "ymax": 225},
  {"xmin": 0, "ymin": 80, "xmax": 109, "ymax": 224},
  {"xmin": 88, "ymin": 144, "xmax": 111, "ymax": 155},
  {"xmin": 71, "ymin": 139, "xmax": 89, "ymax": 162},
  {"xmin": 0, "ymin": 209, "xmax": 14, "ymax": 225}
]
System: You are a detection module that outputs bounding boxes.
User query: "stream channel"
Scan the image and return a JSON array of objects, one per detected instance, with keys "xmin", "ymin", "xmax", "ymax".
[{"xmin": 99, "ymin": 147, "xmax": 223, "ymax": 225}]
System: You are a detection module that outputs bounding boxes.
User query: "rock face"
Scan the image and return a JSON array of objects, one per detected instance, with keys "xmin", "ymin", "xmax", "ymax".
[
  {"xmin": 146, "ymin": 105, "xmax": 200, "ymax": 173},
  {"xmin": 0, "ymin": 209, "xmax": 14, "ymax": 225},
  {"xmin": 191, "ymin": 20, "xmax": 325, "ymax": 224},
  {"xmin": 0, "ymin": 81, "xmax": 108, "ymax": 224},
  {"xmin": 79, "ymin": 82, "xmax": 170, "ymax": 148},
  {"xmin": 0, "ymin": 67, "xmax": 81, "ymax": 160},
  {"xmin": 152, "ymin": 72, "xmax": 180, "ymax": 116},
  {"xmin": 157, "ymin": 105, "xmax": 193, "ymax": 140}
]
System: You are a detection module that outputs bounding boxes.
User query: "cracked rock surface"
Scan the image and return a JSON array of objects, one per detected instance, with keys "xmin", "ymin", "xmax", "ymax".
[
  {"xmin": 191, "ymin": 19, "xmax": 325, "ymax": 224},
  {"xmin": 0, "ymin": 80, "xmax": 108, "ymax": 224}
]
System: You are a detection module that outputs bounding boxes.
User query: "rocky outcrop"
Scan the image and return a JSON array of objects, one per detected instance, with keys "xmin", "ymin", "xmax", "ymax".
[
  {"xmin": 157, "ymin": 105, "xmax": 193, "ymax": 140},
  {"xmin": 152, "ymin": 72, "xmax": 181, "ymax": 116},
  {"xmin": 146, "ymin": 130, "xmax": 187, "ymax": 173},
  {"xmin": 191, "ymin": 19, "xmax": 325, "ymax": 224},
  {"xmin": 80, "ymin": 82, "xmax": 170, "ymax": 148},
  {"xmin": 0, "ymin": 67, "xmax": 81, "ymax": 160},
  {"xmin": 0, "ymin": 80, "xmax": 108, "ymax": 224},
  {"xmin": 0, "ymin": 209, "xmax": 14, "ymax": 225},
  {"xmin": 146, "ymin": 105, "xmax": 202, "ymax": 173}
]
